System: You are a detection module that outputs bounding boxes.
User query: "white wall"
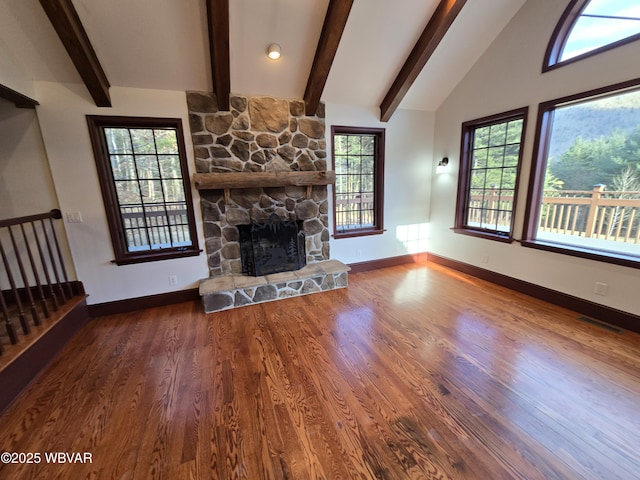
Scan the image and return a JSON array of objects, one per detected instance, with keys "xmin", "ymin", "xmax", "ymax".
[
  {"xmin": 325, "ymin": 104, "xmax": 434, "ymax": 265},
  {"xmin": 0, "ymin": 48, "xmax": 36, "ymax": 101},
  {"xmin": 34, "ymin": 82, "xmax": 208, "ymax": 305},
  {"xmin": 430, "ymin": 0, "xmax": 640, "ymax": 316},
  {"xmin": 0, "ymin": 99, "xmax": 57, "ymax": 218}
]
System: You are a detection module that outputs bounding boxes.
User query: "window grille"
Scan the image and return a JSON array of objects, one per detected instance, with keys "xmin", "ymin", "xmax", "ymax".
[
  {"xmin": 332, "ymin": 127, "xmax": 385, "ymax": 238},
  {"xmin": 87, "ymin": 116, "xmax": 200, "ymax": 264}
]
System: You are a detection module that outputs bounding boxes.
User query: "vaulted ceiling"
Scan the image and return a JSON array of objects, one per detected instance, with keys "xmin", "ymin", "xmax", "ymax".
[{"xmin": 0, "ymin": 0, "xmax": 526, "ymax": 120}]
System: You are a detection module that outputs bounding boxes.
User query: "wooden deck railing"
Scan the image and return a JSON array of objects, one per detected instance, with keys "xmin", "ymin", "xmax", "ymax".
[
  {"xmin": 0, "ymin": 209, "xmax": 82, "ymax": 355},
  {"xmin": 120, "ymin": 204, "xmax": 191, "ymax": 250},
  {"xmin": 538, "ymin": 185, "xmax": 640, "ymax": 242},
  {"xmin": 335, "ymin": 193, "xmax": 374, "ymax": 229},
  {"xmin": 468, "ymin": 185, "xmax": 640, "ymax": 243}
]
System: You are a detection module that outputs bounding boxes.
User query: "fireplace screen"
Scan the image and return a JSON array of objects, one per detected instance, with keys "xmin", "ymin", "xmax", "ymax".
[{"xmin": 238, "ymin": 214, "xmax": 306, "ymax": 276}]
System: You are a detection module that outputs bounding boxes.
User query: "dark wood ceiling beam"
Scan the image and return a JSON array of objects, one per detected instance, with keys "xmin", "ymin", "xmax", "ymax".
[
  {"xmin": 379, "ymin": 0, "xmax": 467, "ymax": 122},
  {"xmin": 303, "ymin": 0, "xmax": 354, "ymax": 116},
  {"xmin": 206, "ymin": 0, "xmax": 230, "ymax": 111},
  {"xmin": 0, "ymin": 84, "xmax": 39, "ymax": 109},
  {"xmin": 39, "ymin": 0, "xmax": 111, "ymax": 107}
]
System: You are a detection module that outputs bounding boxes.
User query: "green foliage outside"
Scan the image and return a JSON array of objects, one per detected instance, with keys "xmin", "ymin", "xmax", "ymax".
[
  {"xmin": 549, "ymin": 126, "xmax": 640, "ymax": 191},
  {"xmin": 540, "ymin": 91, "xmax": 640, "ymax": 242},
  {"xmin": 547, "ymin": 89, "xmax": 640, "ymax": 193},
  {"xmin": 470, "ymin": 119, "xmax": 523, "ymax": 192}
]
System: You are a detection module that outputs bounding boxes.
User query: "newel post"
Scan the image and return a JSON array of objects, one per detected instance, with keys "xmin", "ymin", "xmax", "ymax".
[{"xmin": 585, "ymin": 184, "xmax": 605, "ymax": 238}]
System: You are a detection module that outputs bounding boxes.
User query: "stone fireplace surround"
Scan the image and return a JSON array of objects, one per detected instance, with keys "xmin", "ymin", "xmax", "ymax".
[{"xmin": 186, "ymin": 92, "xmax": 349, "ymax": 312}]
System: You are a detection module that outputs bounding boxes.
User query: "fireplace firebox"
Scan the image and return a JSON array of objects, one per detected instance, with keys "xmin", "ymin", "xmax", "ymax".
[{"xmin": 238, "ymin": 214, "xmax": 306, "ymax": 276}]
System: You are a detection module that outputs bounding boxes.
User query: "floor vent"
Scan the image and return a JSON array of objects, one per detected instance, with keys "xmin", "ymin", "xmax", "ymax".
[{"xmin": 577, "ymin": 316, "xmax": 624, "ymax": 334}]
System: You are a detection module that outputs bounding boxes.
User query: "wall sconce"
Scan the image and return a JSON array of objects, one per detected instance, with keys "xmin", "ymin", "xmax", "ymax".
[
  {"xmin": 436, "ymin": 157, "xmax": 449, "ymax": 174},
  {"xmin": 266, "ymin": 43, "xmax": 281, "ymax": 60}
]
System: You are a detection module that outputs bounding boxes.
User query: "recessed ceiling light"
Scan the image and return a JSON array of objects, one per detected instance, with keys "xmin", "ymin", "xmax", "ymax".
[{"xmin": 267, "ymin": 43, "xmax": 281, "ymax": 60}]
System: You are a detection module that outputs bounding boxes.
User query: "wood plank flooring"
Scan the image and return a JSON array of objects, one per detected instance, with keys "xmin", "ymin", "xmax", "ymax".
[{"xmin": 0, "ymin": 262, "xmax": 639, "ymax": 479}]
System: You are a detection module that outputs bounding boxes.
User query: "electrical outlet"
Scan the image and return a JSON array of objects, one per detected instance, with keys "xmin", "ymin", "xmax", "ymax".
[
  {"xmin": 594, "ymin": 282, "xmax": 608, "ymax": 296},
  {"xmin": 169, "ymin": 275, "xmax": 178, "ymax": 286},
  {"xmin": 356, "ymin": 250, "xmax": 362, "ymax": 258},
  {"xmin": 481, "ymin": 255, "xmax": 489, "ymax": 264},
  {"xmin": 66, "ymin": 211, "xmax": 83, "ymax": 223}
]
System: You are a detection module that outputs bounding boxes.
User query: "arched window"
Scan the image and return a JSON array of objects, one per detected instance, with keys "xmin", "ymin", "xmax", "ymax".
[{"xmin": 544, "ymin": 0, "xmax": 640, "ymax": 71}]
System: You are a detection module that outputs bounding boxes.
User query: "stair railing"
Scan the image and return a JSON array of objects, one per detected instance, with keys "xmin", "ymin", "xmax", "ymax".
[{"xmin": 0, "ymin": 209, "xmax": 78, "ymax": 354}]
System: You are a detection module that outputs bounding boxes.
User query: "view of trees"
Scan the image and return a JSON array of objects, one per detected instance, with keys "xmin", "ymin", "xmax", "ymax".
[
  {"xmin": 470, "ymin": 118, "xmax": 523, "ymax": 192},
  {"xmin": 464, "ymin": 116, "xmax": 525, "ymax": 232},
  {"xmin": 334, "ymin": 133, "xmax": 375, "ymax": 193},
  {"xmin": 546, "ymin": 90, "xmax": 640, "ymax": 192},
  {"xmin": 103, "ymin": 127, "xmax": 190, "ymax": 250},
  {"xmin": 105, "ymin": 127, "xmax": 185, "ymax": 206},
  {"xmin": 333, "ymin": 133, "xmax": 376, "ymax": 230},
  {"xmin": 464, "ymin": 92, "xmax": 640, "ymax": 246},
  {"xmin": 548, "ymin": 126, "xmax": 640, "ymax": 191},
  {"xmin": 536, "ymin": 90, "xmax": 640, "ymax": 246}
]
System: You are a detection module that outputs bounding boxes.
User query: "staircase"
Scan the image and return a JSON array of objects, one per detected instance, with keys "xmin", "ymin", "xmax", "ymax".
[{"xmin": 0, "ymin": 209, "xmax": 89, "ymax": 413}]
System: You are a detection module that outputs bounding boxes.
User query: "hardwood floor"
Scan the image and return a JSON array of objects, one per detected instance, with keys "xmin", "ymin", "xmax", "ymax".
[{"xmin": 1, "ymin": 262, "xmax": 639, "ymax": 479}]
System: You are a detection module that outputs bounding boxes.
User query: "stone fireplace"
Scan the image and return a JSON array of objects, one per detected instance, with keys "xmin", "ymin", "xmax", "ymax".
[{"xmin": 186, "ymin": 92, "xmax": 349, "ymax": 312}]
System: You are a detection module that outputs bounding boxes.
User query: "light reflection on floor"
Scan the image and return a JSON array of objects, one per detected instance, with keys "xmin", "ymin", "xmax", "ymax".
[{"xmin": 393, "ymin": 267, "xmax": 429, "ymax": 304}]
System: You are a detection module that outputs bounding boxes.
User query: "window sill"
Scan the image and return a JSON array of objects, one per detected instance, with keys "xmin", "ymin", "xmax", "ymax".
[
  {"xmin": 334, "ymin": 228, "xmax": 385, "ymax": 239},
  {"xmin": 452, "ymin": 227, "xmax": 514, "ymax": 243},
  {"xmin": 521, "ymin": 239, "xmax": 640, "ymax": 269},
  {"xmin": 112, "ymin": 248, "xmax": 202, "ymax": 266}
]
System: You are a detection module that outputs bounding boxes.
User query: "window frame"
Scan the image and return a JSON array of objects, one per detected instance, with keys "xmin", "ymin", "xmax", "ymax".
[
  {"xmin": 544, "ymin": 0, "xmax": 640, "ymax": 72},
  {"xmin": 521, "ymin": 77, "xmax": 640, "ymax": 269},
  {"xmin": 453, "ymin": 107, "xmax": 528, "ymax": 243},
  {"xmin": 331, "ymin": 126, "xmax": 385, "ymax": 239},
  {"xmin": 86, "ymin": 115, "xmax": 201, "ymax": 265}
]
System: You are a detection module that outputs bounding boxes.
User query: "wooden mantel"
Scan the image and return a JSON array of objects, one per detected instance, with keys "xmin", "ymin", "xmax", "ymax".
[{"xmin": 193, "ymin": 170, "xmax": 335, "ymax": 201}]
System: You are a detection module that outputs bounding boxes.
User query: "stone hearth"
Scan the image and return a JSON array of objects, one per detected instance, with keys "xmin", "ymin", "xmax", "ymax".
[{"xmin": 199, "ymin": 259, "xmax": 349, "ymax": 313}]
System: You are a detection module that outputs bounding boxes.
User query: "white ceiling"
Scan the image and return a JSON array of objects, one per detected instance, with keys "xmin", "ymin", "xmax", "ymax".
[{"xmin": 0, "ymin": 0, "xmax": 526, "ymax": 114}]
